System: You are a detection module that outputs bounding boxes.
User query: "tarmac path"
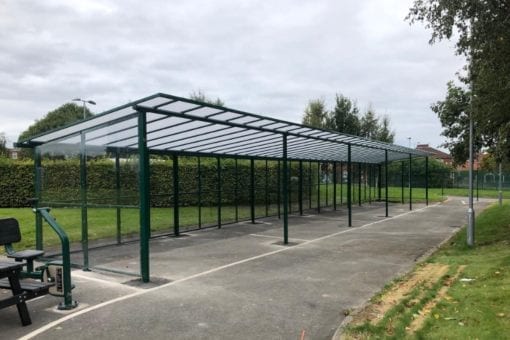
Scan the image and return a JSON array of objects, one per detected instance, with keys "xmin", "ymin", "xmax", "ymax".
[{"xmin": 0, "ymin": 196, "xmax": 492, "ymax": 340}]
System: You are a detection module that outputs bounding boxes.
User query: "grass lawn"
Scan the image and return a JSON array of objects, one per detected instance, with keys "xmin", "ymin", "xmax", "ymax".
[
  {"xmin": 342, "ymin": 201, "xmax": 510, "ymax": 339},
  {"xmin": 0, "ymin": 185, "xmax": 499, "ymax": 252}
]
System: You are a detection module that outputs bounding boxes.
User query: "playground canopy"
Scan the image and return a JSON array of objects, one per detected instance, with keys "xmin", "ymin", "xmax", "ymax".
[{"xmin": 18, "ymin": 93, "xmax": 429, "ymax": 282}]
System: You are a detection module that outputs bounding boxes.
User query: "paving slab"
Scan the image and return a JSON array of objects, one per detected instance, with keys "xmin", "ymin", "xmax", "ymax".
[{"xmin": 0, "ymin": 196, "xmax": 493, "ymax": 339}]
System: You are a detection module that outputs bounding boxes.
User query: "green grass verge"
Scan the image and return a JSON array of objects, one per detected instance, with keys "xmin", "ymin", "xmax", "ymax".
[{"xmin": 344, "ymin": 201, "xmax": 510, "ymax": 339}]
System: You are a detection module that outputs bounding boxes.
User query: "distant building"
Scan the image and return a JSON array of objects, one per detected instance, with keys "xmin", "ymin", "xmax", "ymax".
[
  {"xmin": 415, "ymin": 144, "xmax": 453, "ymax": 166},
  {"xmin": 7, "ymin": 148, "xmax": 20, "ymax": 160}
]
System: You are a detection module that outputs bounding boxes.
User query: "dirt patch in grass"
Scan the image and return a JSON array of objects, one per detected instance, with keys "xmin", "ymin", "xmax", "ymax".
[
  {"xmin": 349, "ymin": 263, "xmax": 450, "ymax": 327},
  {"xmin": 406, "ymin": 265, "xmax": 465, "ymax": 333}
]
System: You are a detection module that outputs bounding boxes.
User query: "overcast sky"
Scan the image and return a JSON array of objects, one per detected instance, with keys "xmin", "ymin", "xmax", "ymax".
[{"xmin": 0, "ymin": 0, "xmax": 465, "ymax": 149}]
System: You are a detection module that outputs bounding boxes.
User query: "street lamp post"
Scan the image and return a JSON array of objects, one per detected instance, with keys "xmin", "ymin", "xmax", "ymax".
[
  {"xmin": 467, "ymin": 108, "xmax": 475, "ymax": 247},
  {"xmin": 72, "ymin": 98, "xmax": 96, "ymax": 119}
]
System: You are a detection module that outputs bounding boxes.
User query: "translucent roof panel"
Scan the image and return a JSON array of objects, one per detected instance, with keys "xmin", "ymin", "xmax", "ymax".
[{"xmin": 19, "ymin": 93, "xmax": 428, "ymax": 163}]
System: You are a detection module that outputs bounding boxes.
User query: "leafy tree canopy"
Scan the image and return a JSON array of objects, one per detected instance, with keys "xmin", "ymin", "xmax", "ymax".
[
  {"xmin": 18, "ymin": 103, "xmax": 93, "ymax": 143},
  {"xmin": 328, "ymin": 94, "xmax": 360, "ymax": 135},
  {"xmin": 0, "ymin": 132, "xmax": 7, "ymax": 158},
  {"xmin": 189, "ymin": 90, "xmax": 225, "ymax": 106},
  {"xmin": 302, "ymin": 93, "xmax": 395, "ymax": 143},
  {"xmin": 407, "ymin": 0, "xmax": 510, "ymax": 162},
  {"xmin": 302, "ymin": 99, "xmax": 328, "ymax": 128}
]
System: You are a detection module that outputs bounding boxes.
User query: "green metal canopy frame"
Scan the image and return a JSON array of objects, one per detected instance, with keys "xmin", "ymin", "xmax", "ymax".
[{"xmin": 19, "ymin": 93, "xmax": 429, "ymax": 282}]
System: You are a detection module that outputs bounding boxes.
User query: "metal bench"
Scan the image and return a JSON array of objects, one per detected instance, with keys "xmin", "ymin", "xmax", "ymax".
[{"xmin": 0, "ymin": 218, "xmax": 45, "ymax": 277}]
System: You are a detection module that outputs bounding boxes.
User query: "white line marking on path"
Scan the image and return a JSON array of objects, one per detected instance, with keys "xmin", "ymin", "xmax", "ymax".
[
  {"xmin": 249, "ymin": 234, "xmax": 309, "ymax": 242},
  {"xmin": 71, "ymin": 272, "xmax": 143, "ymax": 291},
  {"xmin": 20, "ymin": 202, "xmax": 439, "ymax": 340}
]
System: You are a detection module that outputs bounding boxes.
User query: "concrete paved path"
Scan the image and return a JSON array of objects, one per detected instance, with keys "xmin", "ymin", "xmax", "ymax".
[{"xmin": 0, "ymin": 197, "xmax": 492, "ymax": 339}]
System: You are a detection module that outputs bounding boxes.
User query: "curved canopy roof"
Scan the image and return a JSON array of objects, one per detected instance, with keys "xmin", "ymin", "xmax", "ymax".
[{"xmin": 19, "ymin": 93, "xmax": 426, "ymax": 163}]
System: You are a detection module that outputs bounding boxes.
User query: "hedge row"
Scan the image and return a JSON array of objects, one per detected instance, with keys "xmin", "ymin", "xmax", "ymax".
[{"xmin": 0, "ymin": 158, "xmax": 316, "ymax": 208}]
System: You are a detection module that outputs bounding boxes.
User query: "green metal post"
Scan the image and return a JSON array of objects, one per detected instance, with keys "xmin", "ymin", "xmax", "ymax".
[
  {"xmin": 37, "ymin": 208, "xmax": 78, "ymax": 310},
  {"xmin": 173, "ymin": 154, "xmax": 180, "ymax": 235},
  {"xmin": 340, "ymin": 161, "xmax": 343, "ymax": 206},
  {"xmin": 277, "ymin": 160, "xmax": 281, "ymax": 218},
  {"xmin": 265, "ymin": 159, "xmax": 269, "ymax": 216},
  {"xmin": 378, "ymin": 164, "xmax": 382, "ymax": 201},
  {"xmin": 234, "ymin": 158, "xmax": 238, "ymax": 222},
  {"xmin": 425, "ymin": 156, "xmax": 429, "ymax": 206},
  {"xmin": 198, "ymin": 157, "xmax": 202, "ymax": 227},
  {"xmin": 217, "ymin": 156, "xmax": 222, "ymax": 228},
  {"xmin": 401, "ymin": 161, "xmax": 405, "ymax": 204},
  {"xmin": 250, "ymin": 158, "xmax": 255, "ymax": 223},
  {"xmin": 288, "ymin": 161, "xmax": 292, "ymax": 214},
  {"xmin": 409, "ymin": 154, "xmax": 413, "ymax": 211},
  {"xmin": 347, "ymin": 144, "xmax": 352, "ymax": 227},
  {"xmin": 34, "ymin": 147, "xmax": 43, "ymax": 250},
  {"xmin": 80, "ymin": 132, "xmax": 89, "ymax": 271},
  {"xmin": 282, "ymin": 134, "xmax": 289, "ymax": 244},
  {"xmin": 325, "ymin": 162, "xmax": 329, "ymax": 207},
  {"xmin": 333, "ymin": 161, "xmax": 337, "ymax": 210},
  {"xmin": 317, "ymin": 162, "xmax": 321, "ymax": 213},
  {"xmin": 308, "ymin": 161, "xmax": 312, "ymax": 209},
  {"xmin": 115, "ymin": 149, "xmax": 121, "ymax": 244},
  {"xmin": 299, "ymin": 160, "xmax": 303, "ymax": 215},
  {"xmin": 364, "ymin": 163, "xmax": 367, "ymax": 203},
  {"xmin": 138, "ymin": 111, "xmax": 151, "ymax": 282},
  {"xmin": 369, "ymin": 164, "xmax": 372, "ymax": 204},
  {"xmin": 385, "ymin": 150, "xmax": 389, "ymax": 217},
  {"xmin": 358, "ymin": 163, "xmax": 362, "ymax": 206}
]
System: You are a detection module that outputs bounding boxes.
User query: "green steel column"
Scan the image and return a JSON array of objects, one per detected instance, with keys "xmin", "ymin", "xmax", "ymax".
[
  {"xmin": 282, "ymin": 134, "xmax": 289, "ymax": 244},
  {"xmin": 299, "ymin": 160, "xmax": 303, "ymax": 215},
  {"xmin": 138, "ymin": 110, "xmax": 151, "ymax": 282},
  {"xmin": 217, "ymin": 157, "xmax": 222, "ymax": 228},
  {"xmin": 340, "ymin": 161, "xmax": 343, "ymax": 206},
  {"xmin": 115, "ymin": 149, "xmax": 121, "ymax": 244},
  {"xmin": 425, "ymin": 156, "xmax": 429, "ymax": 206},
  {"xmin": 34, "ymin": 147, "xmax": 43, "ymax": 250},
  {"xmin": 265, "ymin": 159, "xmax": 269, "ymax": 216},
  {"xmin": 347, "ymin": 144, "xmax": 352, "ymax": 227},
  {"xmin": 401, "ymin": 161, "xmax": 405, "ymax": 204},
  {"xmin": 317, "ymin": 162, "xmax": 321, "ymax": 213},
  {"xmin": 198, "ymin": 157, "xmax": 202, "ymax": 227},
  {"xmin": 368, "ymin": 164, "xmax": 372, "ymax": 204},
  {"xmin": 325, "ymin": 163, "xmax": 329, "ymax": 207},
  {"xmin": 288, "ymin": 161, "xmax": 292, "ymax": 213},
  {"xmin": 250, "ymin": 158, "xmax": 255, "ymax": 223},
  {"xmin": 385, "ymin": 150, "xmax": 389, "ymax": 217},
  {"xmin": 173, "ymin": 154, "xmax": 180, "ymax": 235},
  {"xmin": 409, "ymin": 154, "xmax": 413, "ymax": 211},
  {"xmin": 364, "ymin": 164, "xmax": 367, "ymax": 203},
  {"xmin": 80, "ymin": 132, "xmax": 89, "ymax": 271},
  {"xmin": 277, "ymin": 160, "xmax": 281, "ymax": 218},
  {"xmin": 308, "ymin": 161, "xmax": 312, "ymax": 209},
  {"xmin": 358, "ymin": 163, "xmax": 362, "ymax": 206},
  {"xmin": 333, "ymin": 161, "xmax": 337, "ymax": 210},
  {"xmin": 378, "ymin": 164, "xmax": 382, "ymax": 201},
  {"xmin": 234, "ymin": 158, "xmax": 239, "ymax": 222}
]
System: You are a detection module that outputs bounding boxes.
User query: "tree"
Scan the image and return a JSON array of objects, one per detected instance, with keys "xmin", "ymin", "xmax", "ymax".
[
  {"xmin": 407, "ymin": 0, "xmax": 510, "ymax": 161},
  {"xmin": 374, "ymin": 116, "xmax": 395, "ymax": 143},
  {"xmin": 359, "ymin": 107, "xmax": 379, "ymax": 139},
  {"xmin": 0, "ymin": 132, "xmax": 7, "ymax": 158},
  {"xmin": 327, "ymin": 94, "xmax": 360, "ymax": 135},
  {"xmin": 189, "ymin": 90, "xmax": 225, "ymax": 106},
  {"xmin": 302, "ymin": 99, "xmax": 328, "ymax": 129},
  {"xmin": 17, "ymin": 103, "xmax": 93, "ymax": 158},
  {"xmin": 430, "ymin": 81, "xmax": 484, "ymax": 166},
  {"xmin": 18, "ymin": 103, "xmax": 93, "ymax": 142}
]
